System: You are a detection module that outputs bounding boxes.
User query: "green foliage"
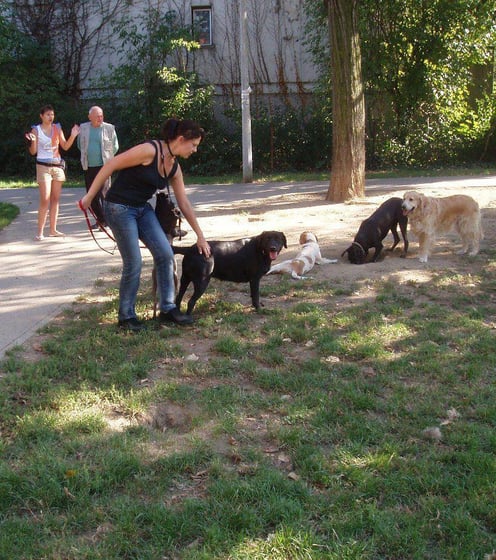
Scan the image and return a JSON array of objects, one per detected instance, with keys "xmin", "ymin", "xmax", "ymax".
[
  {"xmin": 224, "ymin": 102, "xmax": 331, "ymax": 174},
  {"xmin": 305, "ymin": 0, "xmax": 496, "ymax": 168},
  {"xmin": 88, "ymin": 6, "xmax": 245, "ymax": 176},
  {"xmin": 96, "ymin": 10, "xmax": 206, "ymax": 164},
  {"xmin": 252, "ymin": 106, "xmax": 331, "ymax": 172},
  {"xmin": 359, "ymin": 0, "xmax": 496, "ymax": 167},
  {"xmin": 0, "ymin": 13, "xmax": 69, "ymax": 174}
]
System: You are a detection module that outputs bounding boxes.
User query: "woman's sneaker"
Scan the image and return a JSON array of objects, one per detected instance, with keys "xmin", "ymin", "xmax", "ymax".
[
  {"xmin": 159, "ymin": 308, "xmax": 194, "ymax": 325},
  {"xmin": 118, "ymin": 318, "xmax": 145, "ymax": 332}
]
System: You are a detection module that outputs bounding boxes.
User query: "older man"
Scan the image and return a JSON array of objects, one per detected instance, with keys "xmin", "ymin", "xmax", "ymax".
[{"xmin": 78, "ymin": 106, "xmax": 119, "ymax": 227}]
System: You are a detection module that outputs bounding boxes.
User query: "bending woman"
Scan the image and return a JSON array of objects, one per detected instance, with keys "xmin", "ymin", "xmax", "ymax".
[{"xmin": 79, "ymin": 118, "xmax": 211, "ymax": 331}]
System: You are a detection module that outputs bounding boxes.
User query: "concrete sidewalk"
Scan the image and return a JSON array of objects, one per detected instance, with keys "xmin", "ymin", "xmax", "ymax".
[
  {"xmin": 1, "ymin": 174, "xmax": 495, "ymax": 360},
  {"xmin": 0, "ymin": 187, "xmax": 120, "ymax": 359}
]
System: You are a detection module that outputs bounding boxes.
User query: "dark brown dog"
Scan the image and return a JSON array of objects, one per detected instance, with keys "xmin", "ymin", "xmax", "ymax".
[
  {"xmin": 152, "ymin": 194, "xmax": 183, "ymax": 317},
  {"xmin": 173, "ymin": 231, "xmax": 287, "ymax": 315},
  {"xmin": 342, "ymin": 197, "xmax": 408, "ymax": 264}
]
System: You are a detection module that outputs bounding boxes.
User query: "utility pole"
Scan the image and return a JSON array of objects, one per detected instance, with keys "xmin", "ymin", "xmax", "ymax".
[{"xmin": 239, "ymin": 0, "xmax": 253, "ymax": 182}]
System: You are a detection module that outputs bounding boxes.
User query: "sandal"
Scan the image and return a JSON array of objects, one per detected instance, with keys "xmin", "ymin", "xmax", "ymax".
[
  {"xmin": 49, "ymin": 231, "xmax": 65, "ymax": 237},
  {"xmin": 34, "ymin": 234, "xmax": 45, "ymax": 241}
]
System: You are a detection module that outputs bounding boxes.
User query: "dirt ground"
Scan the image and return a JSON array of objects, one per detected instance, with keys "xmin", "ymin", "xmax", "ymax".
[{"xmin": 185, "ymin": 179, "xmax": 496, "ymax": 290}]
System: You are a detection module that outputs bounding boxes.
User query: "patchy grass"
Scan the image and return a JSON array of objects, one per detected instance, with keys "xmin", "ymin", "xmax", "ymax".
[
  {"xmin": 0, "ymin": 202, "xmax": 20, "ymax": 231},
  {"xmin": 1, "ymin": 259, "xmax": 496, "ymax": 559}
]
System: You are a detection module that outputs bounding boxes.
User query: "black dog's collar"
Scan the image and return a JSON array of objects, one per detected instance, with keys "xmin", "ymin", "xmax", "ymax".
[{"xmin": 351, "ymin": 241, "xmax": 366, "ymax": 254}]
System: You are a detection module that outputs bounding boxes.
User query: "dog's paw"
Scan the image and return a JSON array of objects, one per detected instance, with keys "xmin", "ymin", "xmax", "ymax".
[{"xmin": 418, "ymin": 255, "xmax": 429, "ymax": 263}]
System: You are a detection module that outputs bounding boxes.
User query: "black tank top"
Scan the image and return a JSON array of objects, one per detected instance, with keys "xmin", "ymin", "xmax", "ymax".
[{"xmin": 106, "ymin": 140, "xmax": 177, "ymax": 207}]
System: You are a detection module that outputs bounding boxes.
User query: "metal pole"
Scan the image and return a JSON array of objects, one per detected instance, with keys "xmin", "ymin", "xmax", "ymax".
[{"xmin": 240, "ymin": 0, "xmax": 253, "ymax": 182}]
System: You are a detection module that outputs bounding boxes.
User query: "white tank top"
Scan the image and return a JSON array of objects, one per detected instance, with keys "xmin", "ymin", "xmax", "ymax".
[{"xmin": 36, "ymin": 124, "xmax": 61, "ymax": 163}]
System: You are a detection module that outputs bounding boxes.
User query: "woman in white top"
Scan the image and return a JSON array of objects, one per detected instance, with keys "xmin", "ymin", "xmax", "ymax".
[{"xmin": 25, "ymin": 105, "xmax": 80, "ymax": 240}]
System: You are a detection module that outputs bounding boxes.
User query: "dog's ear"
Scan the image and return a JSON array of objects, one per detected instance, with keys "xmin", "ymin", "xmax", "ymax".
[
  {"xmin": 282, "ymin": 233, "xmax": 287, "ymax": 248},
  {"xmin": 299, "ymin": 231, "xmax": 316, "ymax": 244},
  {"xmin": 417, "ymin": 193, "xmax": 425, "ymax": 210}
]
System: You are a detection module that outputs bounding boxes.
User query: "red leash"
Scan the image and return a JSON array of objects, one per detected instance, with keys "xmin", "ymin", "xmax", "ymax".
[{"xmin": 78, "ymin": 200, "xmax": 117, "ymax": 255}]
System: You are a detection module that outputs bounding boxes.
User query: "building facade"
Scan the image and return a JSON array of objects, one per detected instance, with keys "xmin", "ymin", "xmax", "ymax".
[{"xmin": 87, "ymin": 0, "xmax": 318, "ymax": 112}]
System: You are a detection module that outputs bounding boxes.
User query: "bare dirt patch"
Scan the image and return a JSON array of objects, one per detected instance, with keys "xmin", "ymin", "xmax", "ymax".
[{"xmin": 188, "ymin": 179, "xmax": 496, "ymax": 293}]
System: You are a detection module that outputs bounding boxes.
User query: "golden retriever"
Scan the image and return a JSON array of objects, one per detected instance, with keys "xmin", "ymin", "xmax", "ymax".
[
  {"xmin": 401, "ymin": 191, "xmax": 483, "ymax": 262},
  {"xmin": 267, "ymin": 231, "xmax": 336, "ymax": 279}
]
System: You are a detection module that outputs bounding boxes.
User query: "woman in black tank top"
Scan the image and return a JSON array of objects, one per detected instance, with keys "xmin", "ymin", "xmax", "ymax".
[{"xmin": 79, "ymin": 118, "xmax": 210, "ymax": 331}]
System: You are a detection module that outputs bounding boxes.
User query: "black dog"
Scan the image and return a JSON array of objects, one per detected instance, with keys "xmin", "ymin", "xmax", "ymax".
[
  {"xmin": 173, "ymin": 231, "xmax": 287, "ymax": 315},
  {"xmin": 341, "ymin": 197, "xmax": 408, "ymax": 264}
]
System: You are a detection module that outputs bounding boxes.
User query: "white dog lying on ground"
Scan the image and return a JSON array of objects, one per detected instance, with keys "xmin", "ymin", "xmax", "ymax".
[{"xmin": 267, "ymin": 231, "xmax": 337, "ymax": 280}]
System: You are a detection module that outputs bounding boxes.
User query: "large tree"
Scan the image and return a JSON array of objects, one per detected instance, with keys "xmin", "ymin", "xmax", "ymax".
[{"xmin": 325, "ymin": 0, "xmax": 365, "ymax": 202}]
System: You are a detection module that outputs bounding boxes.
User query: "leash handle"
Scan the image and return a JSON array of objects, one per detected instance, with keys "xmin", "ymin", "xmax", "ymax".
[
  {"xmin": 77, "ymin": 198, "xmax": 146, "ymax": 255},
  {"xmin": 78, "ymin": 199, "xmax": 116, "ymax": 255}
]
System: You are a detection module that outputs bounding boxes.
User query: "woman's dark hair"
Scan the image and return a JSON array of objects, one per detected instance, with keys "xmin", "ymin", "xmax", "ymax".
[
  {"xmin": 160, "ymin": 118, "xmax": 205, "ymax": 142},
  {"xmin": 39, "ymin": 104, "xmax": 54, "ymax": 115}
]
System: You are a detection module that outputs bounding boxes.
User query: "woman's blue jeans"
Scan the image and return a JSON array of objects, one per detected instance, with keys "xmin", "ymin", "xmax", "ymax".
[{"xmin": 103, "ymin": 200, "xmax": 176, "ymax": 321}]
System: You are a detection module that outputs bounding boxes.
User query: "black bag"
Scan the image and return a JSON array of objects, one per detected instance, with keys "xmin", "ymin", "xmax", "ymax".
[
  {"xmin": 155, "ymin": 192, "xmax": 181, "ymax": 238},
  {"xmin": 154, "ymin": 139, "xmax": 183, "ymax": 239}
]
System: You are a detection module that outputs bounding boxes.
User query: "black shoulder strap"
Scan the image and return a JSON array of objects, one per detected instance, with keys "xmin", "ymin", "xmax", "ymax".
[
  {"xmin": 168, "ymin": 159, "xmax": 178, "ymax": 180},
  {"xmin": 147, "ymin": 139, "xmax": 159, "ymax": 163}
]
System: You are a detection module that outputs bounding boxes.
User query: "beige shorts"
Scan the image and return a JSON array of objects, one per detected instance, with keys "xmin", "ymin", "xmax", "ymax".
[{"xmin": 36, "ymin": 164, "xmax": 66, "ymax": 184}]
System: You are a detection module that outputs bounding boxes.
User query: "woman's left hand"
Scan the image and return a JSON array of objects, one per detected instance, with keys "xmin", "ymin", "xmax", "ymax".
[
  {"xmin": 197, "ymin": 238, "xmax": 211, "ymax": 258},
  {"xmin": 78, "ymin": 195, "xmax": 90, "ymax": 211}
]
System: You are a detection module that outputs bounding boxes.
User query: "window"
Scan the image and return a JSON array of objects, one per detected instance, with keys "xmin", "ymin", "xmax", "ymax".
[{"xmin": 192, "ymin": 7, "xmax": 212, "ymax": 46}]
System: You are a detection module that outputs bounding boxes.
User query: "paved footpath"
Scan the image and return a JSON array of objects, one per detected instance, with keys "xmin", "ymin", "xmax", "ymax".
[{"xmin": 1, "ymin": 175, "xmax": 495, "ymax": 360}]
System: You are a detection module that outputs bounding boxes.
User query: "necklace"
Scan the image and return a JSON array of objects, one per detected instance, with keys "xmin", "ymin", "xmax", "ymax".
[{"xmin": 166, "ymin": 142, "xmax": 176, "ymax": 159}]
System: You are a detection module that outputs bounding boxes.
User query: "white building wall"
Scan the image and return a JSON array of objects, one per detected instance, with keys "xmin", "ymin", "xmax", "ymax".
[{"xmin": 83, "ymin": 0, "xmax": 318, "ymax": 107}]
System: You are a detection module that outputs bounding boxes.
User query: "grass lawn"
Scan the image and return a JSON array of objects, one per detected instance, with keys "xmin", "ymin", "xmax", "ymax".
[{"xmin": 1, "ymin": 257, "xmax": 496, "ymax": 558}]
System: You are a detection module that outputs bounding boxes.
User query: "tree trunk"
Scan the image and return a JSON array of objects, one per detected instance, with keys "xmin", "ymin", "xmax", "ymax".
[{"xmin": 326, "ymin": 0, "xmax": 365, "ymax": 202}]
